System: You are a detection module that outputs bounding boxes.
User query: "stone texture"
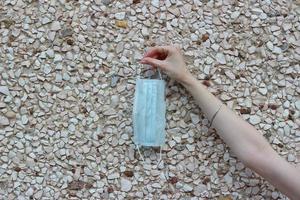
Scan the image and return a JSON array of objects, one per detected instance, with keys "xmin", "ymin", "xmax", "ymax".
[{"xmin": 0, "ymin": 1, "xmax": 297, "ymax": 200}]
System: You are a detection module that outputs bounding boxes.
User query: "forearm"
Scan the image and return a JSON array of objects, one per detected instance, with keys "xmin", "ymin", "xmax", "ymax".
[
  {"xmin": 182, "ymin": 76, "xmax": 272, "ymax": 162},
  {"xmin": 182, "ymin": 76, "xmax": 300, "ymax": 199}
]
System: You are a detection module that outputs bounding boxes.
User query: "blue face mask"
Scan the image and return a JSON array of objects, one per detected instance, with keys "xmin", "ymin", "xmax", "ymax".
[{"xmin": 133, "ymin": 79, "xmax": 166, "ymax": 147}]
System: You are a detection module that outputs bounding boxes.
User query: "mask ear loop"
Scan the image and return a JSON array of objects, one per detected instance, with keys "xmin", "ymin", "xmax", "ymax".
[
  {"xmin": 136, "ymin": 144, "xmax": 145, "ymax": 162},
  {"xmin": 156, "ymin": 146, "xmax": 162, "ymax": 167},
  {"xmin": 157, "ymin": 68, "xmax": 163, "ymax": 80},
  {"xmin": 137, "ymin": 63, "xmax": 142, "ymax": 79},
  {"xmin": 159, "ymin": 146, "xmax": 162, "ymax": 161}
]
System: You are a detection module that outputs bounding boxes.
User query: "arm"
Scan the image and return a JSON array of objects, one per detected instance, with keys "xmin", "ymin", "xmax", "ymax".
[
  {"xmin": 184, "ymin": 77, "xmax": 300, "ymax": 200},
  {"xmin": 141, "ymin": 46, "xmax": 300, "ymax": 200}
]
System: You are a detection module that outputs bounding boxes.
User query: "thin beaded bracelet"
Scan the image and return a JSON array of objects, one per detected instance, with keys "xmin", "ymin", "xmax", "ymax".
[{"xmin": 208, "ymin": 104, "xmax": 223, "ymax": 128}]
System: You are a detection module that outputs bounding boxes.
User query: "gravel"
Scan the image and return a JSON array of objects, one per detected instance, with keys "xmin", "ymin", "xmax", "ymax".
[{"xmin": 0, "ymin": 0, "xmax": 298, "ymax": 199}]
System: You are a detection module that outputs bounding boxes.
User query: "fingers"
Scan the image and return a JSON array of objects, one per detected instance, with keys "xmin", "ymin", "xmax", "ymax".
[
  {"xmin": 140, "ymin": 57, "xmax": 167, "ymax": 70},
  {"xmin": 143, "ymin": 46, "xmax": 169, "ymax": 60}
]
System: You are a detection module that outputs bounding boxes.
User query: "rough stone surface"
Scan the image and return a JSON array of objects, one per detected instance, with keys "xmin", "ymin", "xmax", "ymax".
[
  {"xmin": 120, "ymin": 178, "xmax": 132, "ymax": 192},
  {"xmin": 249, "ymin": 115, "xmax": 261, "ymax": 125},
  {"xmin": 0, "ymin": 1, "xmax": 298, "ymax": 199},
  {"xmin": 0, "ymin": 116, "xmax": 9, "ymax": 126},
  {"xmin": 0, "ymin": 86, "xmax": 10, "ymax": 95}
]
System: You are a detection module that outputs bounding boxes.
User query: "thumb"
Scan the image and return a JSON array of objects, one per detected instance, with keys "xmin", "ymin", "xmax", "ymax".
[{"xmin": 140, "ymin": 57, "xmax": 167, "ymax": 70}]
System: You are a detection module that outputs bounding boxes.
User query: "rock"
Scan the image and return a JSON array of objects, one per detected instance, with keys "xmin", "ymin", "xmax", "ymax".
[
  {"xmin": 271, "ymin": 192, "xmax": 279, "ymax": 199},
  {"xmin": 266, "ymin": 41, "xmax": 273, "ymax": 51},
  {"xmin": 26, "ymin": 188, "xmax": 34, "ymax": 196},
  {"xmin": 54, "ymin": 54, "xmax": 63, "ymax": 62},
  {"xmin": 282, "ymin": 23, "xmax": 292, "ymax": 31},
  {"xmin": 183, "ymin": 184, "xmax": 193, "ymax": 192},
  {"xmin": 215, "ymin": 53, "xmax": 226, "ymax": 64},
  {"xmin": 260, "ymin": 13, "xmax": 267, "ymax": 20},
  {"xmin": 34, "ymin": 190, "xmax": 43, "ymax": 199},
  {"xmin": 0, "ymin": 116, "xmax": 10, "ymax": 126},
  {"xmin": 194, "ymin": 184, "xmax": 207, "ymax": 196},
  {"xmin": 50, "ymin": 21, "xmax": 61, "ymax": 31},
  {"xmin": 98, "ymin": 0, "xmax": 112, "ymax": 6},
  {"xmin": 111, "ymin": 75, "xmax": 119, "ymax": 87},
  {"xmin": 186, "ymin": 162, "xmax": 195, "ymax": 172},
  {"xmin": 115, "ymin": 12, "xmax": 126, "ymax": 20},
  {"xmin": 61, "ymin": 28, "xmax": 73, "ymax": 37},
  {"xmin": 21, "ymin": 115, "xmax": 29, "ymax": 125},
  {"xmin": 225, "ymin": 71, "xmax": 235, "ymax": 80},
  {"xmin": 41, "ymin": 17, "xmax": 51, "ymax": 25},
  {"xmin": 36, "ymin": 177, "xmax": 44, "ymax": 184},
  {"xmin": 258, "ymin": 88, "xmax": 267, "ymax": 95},
  {"xmin": 186, "ymin": 144, "xmax": 195, "ymax": 152},
  {"xmin": 141, "ymin": 27, "xmax": 149, "ymax": 36},
  {"xmin": 86, "ymin": 55, "xmax": 92, "ymax": 62},
  {"xmin": 273, "ymin": 46, "xmax": 282, "ymax": 54},
  {"xmin": 230, "ymin": 11, "xmax": 240, "ymax": 19},
  {"xmin": 271, "ymin": 25, "xmax": 280, "ymax": 32},
  {"xmin": 273, "ymin": 138, "xmax": 281, "ymax": 145},
  {"xmin": 251, "ymin": 8, "xmax": 264, "ymax": 15},
  {"xmin": 173, "ymin": 136, "xmax": 181, "ymax": 143},
  {"xmin": 190, "ymin": 113, "xmax": 200, "ymax": 124},
  {"xmin": 248, "ymin": 46, "xmax": 256, "ymax": 54},
  {"xmin": 98, "ymin": 51, "xmax": 107, "ymax": 59},
  {"xmin": 15, "ymin": 141, "xmax": 24, "ymax": 149},
  {"xmin": 151, "ymin": 0, "xmax": 159, "ymax": 7},
  {"xmin": 102, "ymin": 0, "xmax": 111, "ymax": 6},
  {"xmin": 46, "ymin": 49, "xmax": 55, "ymax": 58},
  {"xmin": 115, "ymin": 20, "xmax": 128, "ymax": 28},
  {"xmin": 68, "ymin": 124, "xmax": 75, "ymax": 132},
  {"xmin": 211, "ymin": 43, "xmax": 219, "ymax": 51},
  {"xmin": 43, "ymin": 65, "xmax": 52, "ymax": 74},
  {"xmin": 120, "ymin": 178, "xmax": 132, "ymax": 192},
  {"xmin": 116, "ymin": 43, "xmax": 124, "ymax": 54},
  {"xmin": 108, "ymin": 172, "xmax": 119, "ymax": 179},
  {"xmin": 249, "ymin": 115, "xmax": 261, "ymax": 125},
  {"xmin": 295, "ymin": 100, "xmax": 300, "ymax": 110},
  {"xmin": 5, "ymin": 111, "xmax": 16, "ymax": 119},
  {"xmin": 0, "ymin": 86, "xmax": 10, "ymax": 95},
  {"xmin": 152, "ymin": 183, "xmax": 161, "ymax": 188},
  {"xmin": 287, "ymin": 154, "xmax": 295, "ymax": 162},
  {"xmin": 223, "ymin": 173, "xmax": 233, "ymax": 185},
  {"xmin": 78, "ymin": 34, "xmax": 86, "ymax": 43},
  {"xmin": 94, "ymin": 0, "xmax": 101, "ymax": 5},
  {"xmin": 111, "ymin": 95, "xmax": 119, "ymax": 107}
]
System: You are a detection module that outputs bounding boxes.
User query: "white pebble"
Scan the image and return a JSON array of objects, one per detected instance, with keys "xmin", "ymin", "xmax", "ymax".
[
  {"xmin": 249, "ymin": 115, "xmax": 261, "ymax": 125},
  {"xmin": 215, "ymin": 53, "xmax": 226, "ymax": 64},
  {"xmin": 50, "ymin": 21, "xmax": 61, "ymax": 31},
  {"xmin": 0, "ymin": 86, "xmax": 10, "ymax": 96},
  {"xmin": 115, "ymin": 12, "xmax": 126, "ymax": 20},
  {"xmin": 120, "ymin": 178, "xmax": 132, "ymax": 192}
]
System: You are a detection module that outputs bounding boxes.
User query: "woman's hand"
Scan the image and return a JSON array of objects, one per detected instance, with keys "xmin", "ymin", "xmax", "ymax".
[{"xmin": 140, "ymin": 46, "xmax": 194, "ymax": 85}]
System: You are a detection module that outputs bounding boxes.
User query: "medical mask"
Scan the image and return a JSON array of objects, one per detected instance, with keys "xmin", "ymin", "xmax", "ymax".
[{"xmin": 133, "ymin": 66, "xmax": 166, "ymax": 161}]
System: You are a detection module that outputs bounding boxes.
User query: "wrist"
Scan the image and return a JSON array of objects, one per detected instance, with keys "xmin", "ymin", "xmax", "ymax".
[{"xmin": 180, "ymin": 73, "xmax": 197, "ymax": 89}]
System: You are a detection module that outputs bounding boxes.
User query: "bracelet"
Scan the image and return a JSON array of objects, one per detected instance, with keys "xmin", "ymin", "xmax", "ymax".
[{"xmin": 208, "ymin": 104, "xmax": 223, "ymax": 128}]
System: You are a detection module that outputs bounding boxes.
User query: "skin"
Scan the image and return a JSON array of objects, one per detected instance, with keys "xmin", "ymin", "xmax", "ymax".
[{"xmin": 140, "ymin": 46, "xmax": 300, "ymax": 200}]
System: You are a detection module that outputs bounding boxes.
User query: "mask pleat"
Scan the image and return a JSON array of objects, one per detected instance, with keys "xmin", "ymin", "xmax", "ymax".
[
  {"xmin": 149, "ymin": 83, "xmax": 155, "ymax": 144},
  {"xmin": 141, "ymin": 81, "xmax": 149, "ymax": 143},
  {"xmin": 157, "ymin": 82, "xmax": 165, "ymax": 145},
  {"xmin": 153, "ymin": 82, "xmax": 158, "ymax": 145}
]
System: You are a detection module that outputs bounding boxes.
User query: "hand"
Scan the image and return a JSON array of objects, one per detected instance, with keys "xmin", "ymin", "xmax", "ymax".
[{"xmin": 140, "ymin": 46, "xmax": 194, "ymax": 85}]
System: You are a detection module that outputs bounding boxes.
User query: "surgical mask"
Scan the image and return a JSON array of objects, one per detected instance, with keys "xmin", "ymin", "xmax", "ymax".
[{"xmin": 133, "ymin": 66, "xmax": 166, "ymax": 161}]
